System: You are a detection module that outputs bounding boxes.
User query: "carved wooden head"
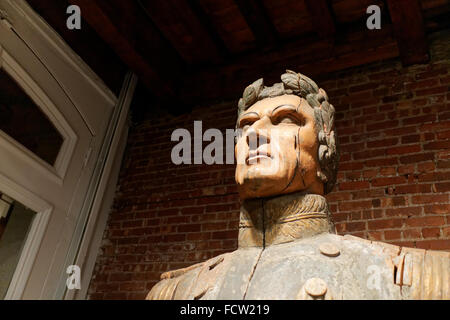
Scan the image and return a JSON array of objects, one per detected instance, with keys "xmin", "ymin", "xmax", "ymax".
[{"xmin": 235, "ymin": 70, "xmax": 339, "ymax": 200}]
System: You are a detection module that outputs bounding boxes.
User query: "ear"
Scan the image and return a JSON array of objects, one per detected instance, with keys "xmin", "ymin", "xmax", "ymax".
[{"xmin": 317, "ymin": 170, "xmax": 328, "ymax": 183}]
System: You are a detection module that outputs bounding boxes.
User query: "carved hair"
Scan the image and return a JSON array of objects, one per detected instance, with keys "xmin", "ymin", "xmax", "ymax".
[{"xmin": 236, "ymin": 70, "xmax": 339, "ymax": 194}]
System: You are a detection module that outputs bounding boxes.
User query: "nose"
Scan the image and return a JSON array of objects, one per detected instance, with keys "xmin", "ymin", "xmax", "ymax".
[{"xmin": 246, "ymin": 116, "xmax": 271, "ymax": 149}]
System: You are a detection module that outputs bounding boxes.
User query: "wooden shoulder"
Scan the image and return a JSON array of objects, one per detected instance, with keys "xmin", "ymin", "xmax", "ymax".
[
  {"xmin": 342, "ymin": 234, "xmax": 400, "ymax": 251},
  {"xmin": 402, "ymin": 246, "xmax": 450, "ymax": 299},
  {"xmin": 342, "ymin": 234, "xmax": 450, "ymax": 299},
  {"xmin": 146, "ymin": 253, "xmax": 230, "ymax": 300},
  {"xmin": 160, "ymin": 261, "xmax": 205, "ymax": 280},
  {"xmin": 146, "ymin": 262, "xmax": 204, "ymax": 300}
]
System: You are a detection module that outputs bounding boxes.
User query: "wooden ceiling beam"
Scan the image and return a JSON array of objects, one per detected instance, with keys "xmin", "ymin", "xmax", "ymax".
[
  {"xmin": 180, "ymin": 27, "xmax": 399, "ymax": 103},
  {"xmin": 69, "ymin": 0, "xmax": 178, "ymax": 98},
  {"xmin": 386, "ymin": 0, "xmax": 429, "ymax": 66},
  {"xmin": 305, "ymin": 0, "xmax": 336, "ymax": 39},
  {"xmin": 138, "ymin": 0, "xmax": 224, "ymax": 65},
  {"xmin": 187, "ymin": 0, "xmax": 231, "ymax": 59},
  {"xmin": 25, "ymin": 0, "xmax": 127, "ymax": 95},
  {"xmin": 234, "ymin": 0, "xmax": 279, "ymax": 49}
]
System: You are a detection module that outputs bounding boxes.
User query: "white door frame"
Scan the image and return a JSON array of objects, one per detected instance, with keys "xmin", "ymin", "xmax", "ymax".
[
  {"xmin": 1, "ymin": 173, "xmax": 52, "ymax": 299},
  {"xmin": 62, "ymin": 72, "xmax": 137, "ymax": 300}
]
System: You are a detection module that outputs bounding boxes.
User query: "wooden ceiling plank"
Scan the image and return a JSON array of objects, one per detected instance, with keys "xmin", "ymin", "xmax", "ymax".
[
  {"xmin": 387, "ymin": 0, "xmax": 429, "ymax": 66},
  {"xmin": 191, "ymin": 23, "xmax": 394, "ymax": 85},
  {"xmin": 138, "ymin": 0, "xmax": 224, "ymax": 65},
  {"xmin": 181, "ymin": 29, "xmax": 399, "ymax": 103},
  {"xmin": 69, "ymin": 0, "xmax": 176, "ymax": 98},
  {"xmin": 305, "ymin": 0, "xmax": 336, "ymax": 39},
  {"xmin": 187, "ymin": 0, "xmax": 231, "ymax": 59},
  {"xmin": 234, "ymin": 0, "xmax": 279, "ymax": 49}
]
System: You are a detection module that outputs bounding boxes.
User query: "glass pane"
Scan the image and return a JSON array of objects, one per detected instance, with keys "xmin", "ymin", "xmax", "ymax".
[
  {"xmin": 0, "ymin": 68, "xmax": 64, "ymax": 166},
  {"xmin": 0, "ymin": 192, "xmax": 36, "ymax": 299}
]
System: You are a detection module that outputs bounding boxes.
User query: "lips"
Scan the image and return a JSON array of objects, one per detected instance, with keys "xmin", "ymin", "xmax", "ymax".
[{"xmin": 246, "ymin": 150, "xmax": 272, "ymax": 164}]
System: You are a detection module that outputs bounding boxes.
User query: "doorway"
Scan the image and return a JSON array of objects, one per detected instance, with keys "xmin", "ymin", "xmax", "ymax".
[
  {"xmin": 0, "ymin": 0, "xmax": 119, "ymax": 299},
  {"xmin": 0, "ymin": 193, "xmax": 35, "ymax": 298}
]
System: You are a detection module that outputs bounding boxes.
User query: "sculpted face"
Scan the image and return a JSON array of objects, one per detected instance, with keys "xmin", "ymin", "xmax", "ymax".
[{"xmin": 235, "ymin": 94, "xmax": 324, "ymax": 200}]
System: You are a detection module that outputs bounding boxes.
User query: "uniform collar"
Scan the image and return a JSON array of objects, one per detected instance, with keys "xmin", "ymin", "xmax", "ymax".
[{"xmin": 238, "ymin": 191, "xmax": 335, "ymax": 248}]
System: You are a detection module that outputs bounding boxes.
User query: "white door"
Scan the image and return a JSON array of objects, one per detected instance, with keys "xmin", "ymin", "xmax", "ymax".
[{"xmin": 0, "ymin": 1, "xmax": 115, "ymax": 299}]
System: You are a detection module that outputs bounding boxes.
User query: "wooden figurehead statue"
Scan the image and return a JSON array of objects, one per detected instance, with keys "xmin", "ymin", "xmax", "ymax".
[{"xmin": 147, "ymin": 70, "xmax": 449, "ymax": 300}]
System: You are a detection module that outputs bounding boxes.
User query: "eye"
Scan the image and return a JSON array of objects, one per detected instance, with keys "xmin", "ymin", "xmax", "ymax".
[
  {"xmin": 274, "ymin": 115, "xmax": 301, "ymax": 125},
  {"xmin": 239, "ymin": 119, "xmax": 255, "ymax": 130},
  {"xmin": 279, "ymin": 117, "xmax": 296, "ymax": 124}
]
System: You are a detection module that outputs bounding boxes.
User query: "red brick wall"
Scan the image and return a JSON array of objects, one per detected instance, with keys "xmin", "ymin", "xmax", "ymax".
[{"xmin": 87, "ymin": 33, "xmax": 450, "ymax": 300}]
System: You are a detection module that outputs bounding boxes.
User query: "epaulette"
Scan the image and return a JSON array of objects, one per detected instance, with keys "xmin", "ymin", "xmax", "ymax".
[
  {"xmin": 343, "ymin": 234, "xmax": 450, "ymax": 299},
  {"xmin": 147, "ymin": 254, "xmax": 227, "ymax": 300},
  {"xmin": 160, "ymin": 261, "xmax": 205, "ymax": 280}
]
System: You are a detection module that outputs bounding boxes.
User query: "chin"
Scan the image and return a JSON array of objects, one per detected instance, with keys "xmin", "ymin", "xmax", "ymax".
[{"xmin": 237, "ymin": 175, "xmax": 288, "ymax": 199}]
